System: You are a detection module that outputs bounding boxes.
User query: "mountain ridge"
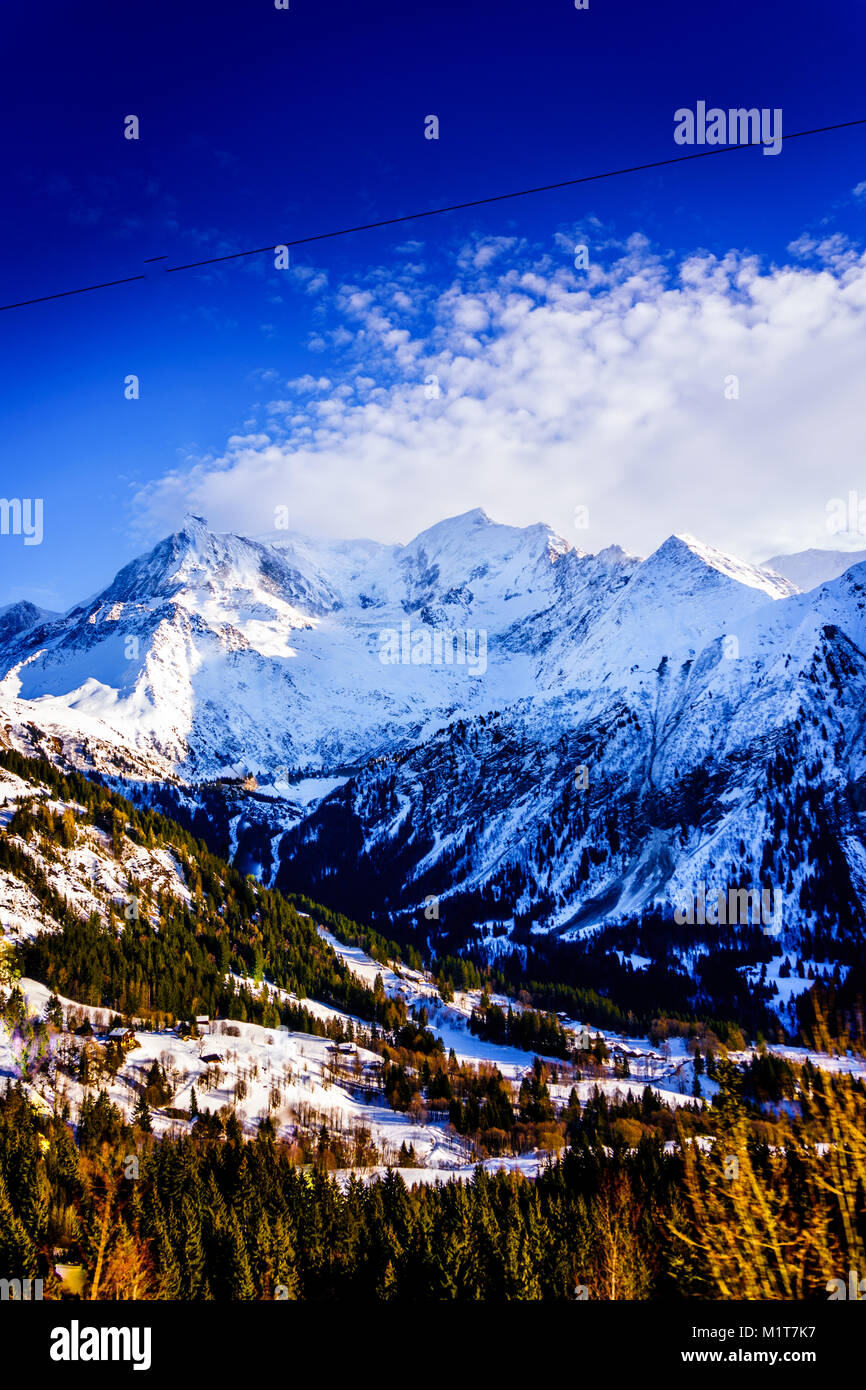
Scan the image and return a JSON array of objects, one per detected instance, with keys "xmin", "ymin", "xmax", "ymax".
[{"xmin": 1, "ymin": 514, "xmax": 865, "ymax": 981}]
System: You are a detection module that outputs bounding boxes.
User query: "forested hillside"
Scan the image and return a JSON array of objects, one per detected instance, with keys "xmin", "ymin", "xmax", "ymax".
[
  {"xmin": 0, "ymin": 747, "xmax": 404, "ymax": 1034},
  {"xmin": 2, "ymin": 1046, "xmax": 865, "ymax": 1300}
]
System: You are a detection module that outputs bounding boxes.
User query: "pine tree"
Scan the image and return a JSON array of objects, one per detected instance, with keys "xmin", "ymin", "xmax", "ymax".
[
  {"xmin": 271, "ymin": 1215, "xmax": 300, "ymax": 1299},
  {"xmin": 225, "ymin": 1209, "xmax": 256, "ymax": 1299},
  {"xmin": 152, "ymin": 1212, "xmax": 183, "ymax": 1299},
  {"xmin": 0, "ymin": 1170, "xmax": 38, "ymax": 1275},
  {"xmin": 133, "ymin": 1091, "xmax": 152, "ymax": 1132},
  {"xmin": 181, "ymin": 1196, "xmax": 207, "ymax": 1298},
  {"xmin": 252, "ymin": 1210, "xmax": 275, "ymax": 1295},
  {"xmin": 515, "ymin": 1191, "xmax": 545, "ymax": 1299},
  {"xmin": 376, "ymin": 1258, "xmax": 398, "ymax": 1300},
  {"xmin": 44, "ymin": 993, "xmax": 64, "ymax": 1028}
]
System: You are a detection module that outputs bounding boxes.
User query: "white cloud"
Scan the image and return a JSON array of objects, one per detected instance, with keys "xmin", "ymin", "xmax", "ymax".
[
  {"xmin": 286, "ymin": 374, "xmax": 332, "ymax": 394},
  {"xmin": 132, "ymin": 230, "xmax": 866, "ymax": 563}
]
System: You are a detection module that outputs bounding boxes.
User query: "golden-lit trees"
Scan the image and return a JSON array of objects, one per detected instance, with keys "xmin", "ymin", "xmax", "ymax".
[
  {"xmin": 590, "ymin": 1168, "xmax": 652, "ymax": 1299},
  {"xmin": 669, "ymin": 1025, "xmax": 866, "ymax": 1299},
  {"xmin": 98, "ymin": 1221, "xmax": 154, "ymax": 1300},
  {"xmin": 670, "ymin": 1116, "xmax": 818, "ymax": 1298}
]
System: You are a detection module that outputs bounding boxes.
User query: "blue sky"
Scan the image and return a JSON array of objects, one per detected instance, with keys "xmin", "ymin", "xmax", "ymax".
[{"xmin": 2, "ymin": 0, "xmax": 866, "ymax": 608}]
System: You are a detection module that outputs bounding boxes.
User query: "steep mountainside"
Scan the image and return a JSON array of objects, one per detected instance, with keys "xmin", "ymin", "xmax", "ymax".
[
  {"xmin": 1, "ymin": 511, "xmax": 865, "ymax": 989},
  {"xmin": 277, "ymin": 557, "xmax": 866, "ymax": 952}
]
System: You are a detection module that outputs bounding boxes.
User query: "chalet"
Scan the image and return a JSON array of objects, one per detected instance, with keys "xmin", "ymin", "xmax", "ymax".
[
  {"xmin": 194, "ymin": 1015, "xmax": 210, "ymax": 1035},
  {"xmin": 201, "ymin": 1052, "xmax": 223, "ymax": 1064},
  {"xmin": 102, "ymin": 1027, "xmax": 138, "ymax": 1047}
]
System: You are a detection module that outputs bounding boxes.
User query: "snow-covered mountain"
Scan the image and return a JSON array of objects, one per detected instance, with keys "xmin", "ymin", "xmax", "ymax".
[
  {"xmin": 0, "ymin": 600, "xmax": 60, "ymax": 647},
  {"xmin": 1, "ymin": 511, "xmax": 865, "ymax": 966},
  {"xmin": 0, "ymin": 509, "xmax": 573, "ymax": 778},
  {"xmin": 762, "ymin": 548, "xmax": 866, "ymax": 592}
]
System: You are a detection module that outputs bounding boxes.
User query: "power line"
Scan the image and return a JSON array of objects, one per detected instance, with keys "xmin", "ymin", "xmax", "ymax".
[
  {"xmin": 0, "ymin": 273, "xmax": 147, "ymax": 311},
  {"xmin": 164, "ymin": 117, "xmax": 866, "ymax": 272},
  {"xmin": 2, "ymin": 115, "xmax": 864, "ymax": 313}
]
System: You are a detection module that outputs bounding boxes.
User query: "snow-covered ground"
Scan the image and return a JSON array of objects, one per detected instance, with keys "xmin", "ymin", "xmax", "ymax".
[
  {"xmin": 321, "ymin": 928, "xmax": 574, "ymax": 1075},
  {"xmin": 739, "ymin": 954, "xmax": 848, "ymax": 1028},
  {"xmin": 3, "ymin": 978, "xmax": 474, "ymax": 1169},
  {"xmin": 321, "ymin": 928, "xmax": 866, "ymax": 1101}
]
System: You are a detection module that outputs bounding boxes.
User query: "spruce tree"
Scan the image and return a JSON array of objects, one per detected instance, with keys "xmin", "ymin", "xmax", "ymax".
[
  {"xmin": 133, "ymin": 1091, "xmax": 152, "ymax": 1132},
  {"xmin": 181, "ymin": 1196, "xmax": 207, "ymax": 1298},
  {"xmin": 153, "ymin": 1212, "xmax": 183, "ymax": 1299},
  {"xmin": 271, "ymin": 1215, "xmax": 300, "ymax": 1299}
]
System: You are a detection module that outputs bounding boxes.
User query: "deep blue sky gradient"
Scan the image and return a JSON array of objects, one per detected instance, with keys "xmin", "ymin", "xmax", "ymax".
[{"xmin": 1, "ymin": 0, "xmax": 865, "ymax": 606}]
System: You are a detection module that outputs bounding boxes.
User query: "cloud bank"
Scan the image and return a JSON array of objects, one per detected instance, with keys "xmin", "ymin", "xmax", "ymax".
[{"xmin": 133, "ymin": 227, "xmax": 866, "ymax": 563}]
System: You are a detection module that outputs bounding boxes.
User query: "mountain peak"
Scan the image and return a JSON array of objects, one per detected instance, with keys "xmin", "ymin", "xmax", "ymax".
[
  {"xmin": 179, "ymin": 513, "xmax": 213, "ymax": 543},
  {"xmin": 0, "ymin": 599, "xmax": 59, "ymax": 651},
  {"xmin": 593, "ymin": 542, "xmax": 641, "ymax": 566},
  {"xmin": 405, "ymin": 508, "xmax": 493, "ymax": 546},
  {"xmin": 649, "ymin": 533, "xmax": 795, "ymax": 599}
]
